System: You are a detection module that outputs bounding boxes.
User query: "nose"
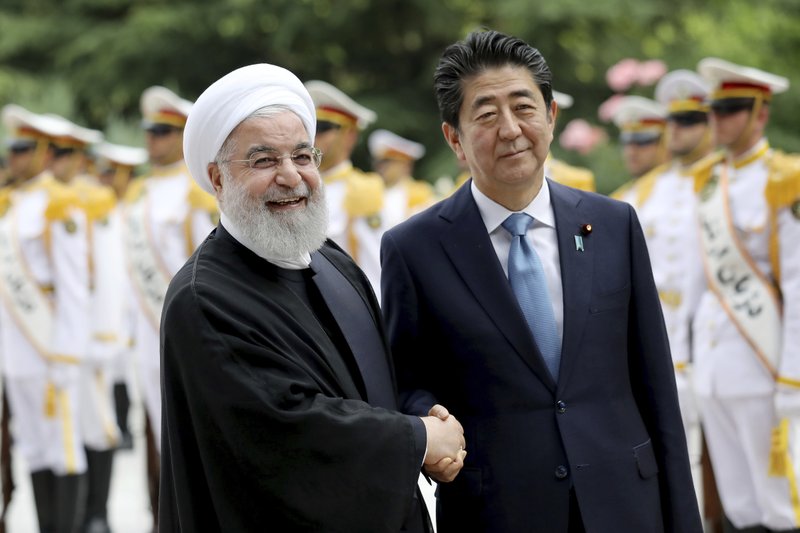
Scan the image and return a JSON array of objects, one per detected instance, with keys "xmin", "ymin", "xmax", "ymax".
[
  {"xmin": 273, "ymin": 159, "xmax": 303, "ymax": 187},
  {"xmin": 497, "ymin": 109, "xmax": 522, "ymax": 141}
]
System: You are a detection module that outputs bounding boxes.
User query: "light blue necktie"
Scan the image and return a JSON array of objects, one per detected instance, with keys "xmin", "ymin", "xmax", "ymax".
[{"xmin": 502, "ymin": 213, "xmax": 561, "ymax": 381}]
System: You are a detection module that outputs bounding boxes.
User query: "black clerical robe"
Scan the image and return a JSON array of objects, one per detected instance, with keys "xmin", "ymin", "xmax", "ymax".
[{"xmin": 159, "ymin": 225, "xmax": 427, "ymax": 532}]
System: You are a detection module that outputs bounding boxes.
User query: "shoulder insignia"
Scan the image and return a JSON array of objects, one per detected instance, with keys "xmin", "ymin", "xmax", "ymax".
[
  {"xmin": 44, "ymin": 181, "xmax": 81, "ymax": 222},
  {"xmin": 405, "ymin": 179, "xmax": 435, "ymax": 210},
  {"xmin": 548, "ymin": 159, "xmax": 596, "ymax": 192},
  {"xmin": 610, "ymin": 180, "xmax": 634, "ymax": 201},
  {"xmin": 344, "ymin": 171, "xmax": 384, "ymax": 217},
  {"xmin": 689, "ymin": 151, "xmax": 725, "ymax": 193},
  {"xmin": 765, "ymin": 150, "xmax": 800, "ymax": 212},
  {"xmin": 75, "ymin": 182, "xmax": 116, "ymax": 222},
  {"xmin": 187, "ymin": 179, "xmax": 219, "ymax": 215}
]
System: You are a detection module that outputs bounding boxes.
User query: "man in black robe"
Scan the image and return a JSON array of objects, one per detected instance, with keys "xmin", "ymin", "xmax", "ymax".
[{"xmin": 159, "ymin": 64, "xmax": 466, "ymax": 532}]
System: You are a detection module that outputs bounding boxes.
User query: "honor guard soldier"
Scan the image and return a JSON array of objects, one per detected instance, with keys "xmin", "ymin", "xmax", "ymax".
[
  {"xmin": 610, "ymin": 95, "xmax": 669, "ymax": 204},
  {"xmin": 0, "ymin": 105, "xmax": 91, "ymax": 533},
  {"xmin": 546, "ymin": 91, "xmax": 597, "ymax": 192},
  {"xmin": 123, "ymin": 86, "xmax": 217, "ymax": 527},
  {"xmin": 93, "ymin": 141, "xmax": 148, "ymax": 452},
  {"xmin": 305, "ymin": 80, "xmax": 386, "ymax": 297},
  {"xmin": 693, "ymin": 58, "xmax": 800, "ymax": 533},
  {"xmin": 52, "ymin": 116, "xmax": 126, "ymax": 533},
  {"xmin": 635, "ymin": 69, "xmax": 716, "ymax": 508},
  {"xmin": 368, "ymin": 129, "xmax": 434, "ymax": 224}
]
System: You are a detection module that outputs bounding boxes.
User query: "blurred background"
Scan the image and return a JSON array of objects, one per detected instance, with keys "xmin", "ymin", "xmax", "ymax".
[{"xmin": 1, "ymin": 0, "xmax": 798, "ymax": 194}]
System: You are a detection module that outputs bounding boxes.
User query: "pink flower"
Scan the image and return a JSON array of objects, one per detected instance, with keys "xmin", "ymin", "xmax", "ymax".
[
  {"xmin": 606, "ymin": 58, "xmax": 640, "ymax": 92},
  {"xmin": 597, "ymin": 94, "xmax": 625, "ymax": 123},
  {"xmin": 559, "ymin": 119, "xmax": 608, "ymax": 155},
  {"xmin": 637, "ymin": 59, "xmax": 668, "ymax": 86}
]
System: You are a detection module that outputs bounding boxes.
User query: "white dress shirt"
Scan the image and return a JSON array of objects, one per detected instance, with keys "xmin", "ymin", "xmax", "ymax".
[{"xmin": 471, "ymin": 179, "xmax": 564, "ymax": 342}]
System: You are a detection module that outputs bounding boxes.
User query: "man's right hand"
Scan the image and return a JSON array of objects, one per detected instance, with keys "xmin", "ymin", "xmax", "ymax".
[{"xmin": 420, "ymin": 404, "xmax": 466, "ymax": 483}]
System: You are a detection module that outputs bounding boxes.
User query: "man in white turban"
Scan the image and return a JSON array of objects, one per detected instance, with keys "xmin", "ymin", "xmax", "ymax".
[{"xmin": 159, "ymin": 63, "xmax": 466, "ymax": 532}]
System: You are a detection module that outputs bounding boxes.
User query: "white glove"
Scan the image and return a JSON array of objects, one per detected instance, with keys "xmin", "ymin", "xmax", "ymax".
[{"xmin": 48, "ymin": 363, "xmax": 79, "ymax": 390}]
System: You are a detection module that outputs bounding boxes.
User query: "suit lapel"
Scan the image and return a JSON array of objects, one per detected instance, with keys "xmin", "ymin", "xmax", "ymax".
[
  {"xmin": 439, "ymin": 184, "xmax": 556, "ymax": 392},
  {"xmin": 548, "ymin": 180, "xmax": 594, "ymax": 390},
  {"xmin": 310, "ymin": 249, "xmax": 398, "ymax": 410}
]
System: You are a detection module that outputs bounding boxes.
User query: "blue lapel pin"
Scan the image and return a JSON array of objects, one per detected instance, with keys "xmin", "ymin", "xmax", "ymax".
[{"xmin": 574, "ymin": 235, "xmax": 584, "ymax": 252}]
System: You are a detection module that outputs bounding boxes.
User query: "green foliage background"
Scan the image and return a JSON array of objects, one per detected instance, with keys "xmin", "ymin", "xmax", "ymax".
[{"xmin": 1, "ymin": 0, "xmax": 798, "ymax": 193}]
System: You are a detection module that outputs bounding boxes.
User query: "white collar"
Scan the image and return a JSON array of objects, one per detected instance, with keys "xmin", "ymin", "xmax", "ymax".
[{"xmin": 471, "ymin": 178, "xmax": 555, "ymax": 234}]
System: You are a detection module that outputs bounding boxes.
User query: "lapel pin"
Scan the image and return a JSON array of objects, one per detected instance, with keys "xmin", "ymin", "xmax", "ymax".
[
  {"xmin": 580, "ymin": 223, "xmax": 593, "ymax": 236},
  {"xmin": 574, "ymin": 235, "xmax": 584, "ymax": 252}
]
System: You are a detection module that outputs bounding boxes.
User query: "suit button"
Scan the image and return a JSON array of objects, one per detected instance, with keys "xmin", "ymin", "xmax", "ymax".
[
  {"xmin": 556, "ymin": 400, "xmax": 567, "ymax": 413},
  {"xmin": 555, "ymin": 465, "xmax": 569, "ymax": 479}
]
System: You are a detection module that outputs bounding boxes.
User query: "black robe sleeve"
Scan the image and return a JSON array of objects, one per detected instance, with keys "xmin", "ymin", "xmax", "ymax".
[{"xmin": 159, "ymin": 235, "xmax": 425, "ymax": 533}]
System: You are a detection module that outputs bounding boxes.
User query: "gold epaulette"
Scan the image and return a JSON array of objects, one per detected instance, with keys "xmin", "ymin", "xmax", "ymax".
[
  {"xmin": 44, "ymin": 180, "xmax": 81, "ymax": 222},
  {"xmin": 548, "ymin": 159, "xmax": 596, "ymax": 192},
  {"xmin": 344, "ymin": 172, "xmax": 384, "ymax": 217},
  {"xmin": 405, "ymin": 179, "xmax": 435, "ymax": 210},
  {"xmin": 690, "ymin": 151, "xmax": 725, "ymax": 193},
  {"xmin": 0, "ymin": 187, "xmax": 12, "ymax": 218},
  {"xmin": 610, "ymin": 180, "xmax": 634, "ymax": 201},
  {"xmin": 187, "ymin": 179, "xmax": 219, "ymax": 214},
  {"xmin": 73, "ymin": 181, "xmax": 116, "ymax": 222},
  {"xmin": 634, "ymin": 163, "xmax": 670, "ymax": 208},
  {"xmin": 123, "ymin": 176, "xmax": 147, "ymax": 204},
  {"xmin": 765, "ymin": 151, "xmax": 800, "ymax": 211}
]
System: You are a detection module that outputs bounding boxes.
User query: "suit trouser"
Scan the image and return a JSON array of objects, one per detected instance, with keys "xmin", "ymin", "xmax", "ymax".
[{"xmin": 699, "ymin": 394, "xmax": 800, "ymax": 530}]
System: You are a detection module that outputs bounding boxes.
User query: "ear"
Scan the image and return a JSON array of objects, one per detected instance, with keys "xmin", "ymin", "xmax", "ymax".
[
  {"xmin": 548, "ymin": 99, "xmax": 558, "ymax": 129},
  {"xmin": 442, "ymin": 122, "xmax": 465, "ymax": 161},
  {"xmin": 208, "ymin": 162, "xmax": 224, "ymax": 198}
]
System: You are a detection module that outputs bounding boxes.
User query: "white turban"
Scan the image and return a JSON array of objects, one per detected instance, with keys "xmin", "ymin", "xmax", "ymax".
[{"xmin": 183, "ymin": 63, "xmax": 317, "ymax": 194}]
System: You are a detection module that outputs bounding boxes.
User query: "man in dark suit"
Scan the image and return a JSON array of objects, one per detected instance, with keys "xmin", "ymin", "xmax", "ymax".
[
  {"xmin": 159, "ymin": 63, "xmax": 466, "ymax": 532},
  {"xmin": 380, "ymin": 30, "xmax": 703, "ymax": 533}
]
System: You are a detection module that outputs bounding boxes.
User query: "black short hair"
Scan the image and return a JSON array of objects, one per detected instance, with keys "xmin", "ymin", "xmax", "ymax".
[{"xmin": 433, "ymin": 29, "xmax": 553, "ymax": 129}]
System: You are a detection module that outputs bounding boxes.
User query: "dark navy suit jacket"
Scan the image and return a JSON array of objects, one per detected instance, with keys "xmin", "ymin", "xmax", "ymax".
[{"xmin": 380, "ymin": 179, "xmax": 702, "ymax": 533}]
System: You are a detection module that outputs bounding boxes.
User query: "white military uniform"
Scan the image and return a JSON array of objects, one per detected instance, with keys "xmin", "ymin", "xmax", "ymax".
[
  {"xmin": 694, "ymin": 57, "xmax": 800, "ymax": 531},
  {"xmin": 0, "ymin": 170, "xmax": 90, "ymax": 476},
  {"xmin": 123, "ymin": 162, "xmax": 216, "ymax": 451}
]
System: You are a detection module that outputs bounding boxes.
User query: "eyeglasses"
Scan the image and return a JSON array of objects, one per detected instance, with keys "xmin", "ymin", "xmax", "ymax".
[
  {"xmin": 145, "ymin": 124, "xmax": 182, "ymax": 137},
  {"xmin": 222, "ymin": 146, "xmax": 323, "ymax": 171}
]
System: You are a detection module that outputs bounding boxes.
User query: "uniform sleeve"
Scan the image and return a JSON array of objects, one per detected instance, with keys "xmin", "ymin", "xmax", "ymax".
[
  {"xmin": 160, "ymin": 274, "xmax": 424, "ymax": 533},
  {"xmin": 776, "ymin": 206, "xmax": 800, "ymax": 388}
]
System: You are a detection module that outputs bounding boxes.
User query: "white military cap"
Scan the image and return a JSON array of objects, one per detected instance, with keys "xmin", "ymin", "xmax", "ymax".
[
  {"xmin": 553, "ymin": 90, "xmax": 574, "ymax": 109},
  {"xmin": 612, "ymin": 96, "xmax": 667, "ymax": 144},
  {"xmin": 305, "ymin": 80, "xmax": 376, "ymax": 130},
  {"xmin": 140, "ymin": 86, "xmax": 193, "ymax": 128},
  {"xmin": 2, "ymin": 104, "xmax": 72, "ymax": 147},
  {"xmin": 368, "ymin": 129, "xmax": 425, "ymax": 161},
  {"xmin": 698, "ymin": 57, "xmax": 789, "ymax": 103},
  {"xmin": 43, "ymin": 114, "xmax": 104, "ymax": 148},
  {"xmin": 655, "ymin": 70, "xmax": 711, "ymax": 114},
  {"xmin": 93, "ymin": 142, "xmax": 148, "ymax": 167}
]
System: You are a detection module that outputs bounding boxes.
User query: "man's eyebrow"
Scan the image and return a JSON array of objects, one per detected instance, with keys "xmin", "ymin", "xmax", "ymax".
[
  {"xmin": 245, "ymin": 141, "xmax": 313, "ymax": 158},
  {"xmin": 471, "ymin": 89, "xmax": 538, "ymax": 110}
]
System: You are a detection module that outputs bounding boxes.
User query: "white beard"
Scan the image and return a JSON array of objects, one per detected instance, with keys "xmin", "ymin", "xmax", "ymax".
[{"xmin": 219, "ymin": 173, "xmax": 329, "ymax": 261}]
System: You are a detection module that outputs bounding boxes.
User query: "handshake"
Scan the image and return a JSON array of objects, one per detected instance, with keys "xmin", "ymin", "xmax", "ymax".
[{"xmin": 420, "ymin": 404, "xmax": 467, "ymax": 483}]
